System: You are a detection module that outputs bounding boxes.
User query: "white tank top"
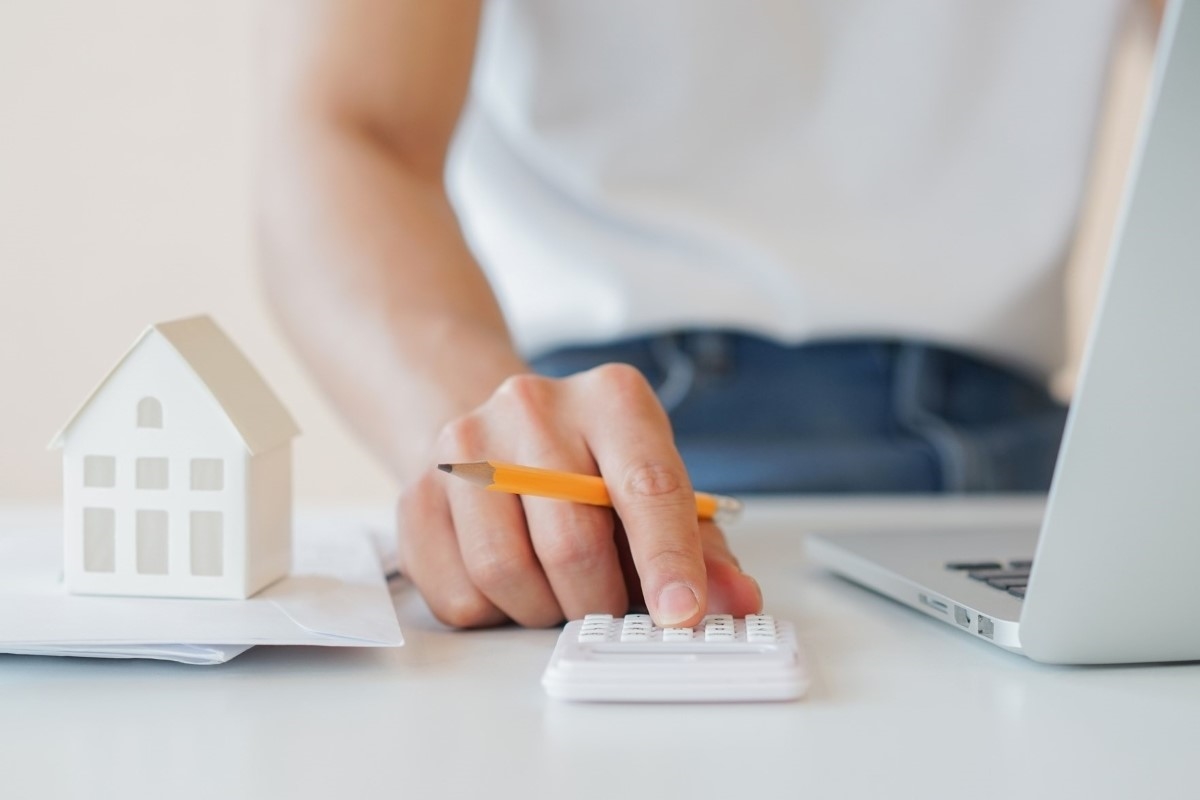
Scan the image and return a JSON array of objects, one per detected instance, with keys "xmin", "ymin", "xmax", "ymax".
[{"xmin": 448, "ymin": 0, "xmax": 1126, "ymax": 378}]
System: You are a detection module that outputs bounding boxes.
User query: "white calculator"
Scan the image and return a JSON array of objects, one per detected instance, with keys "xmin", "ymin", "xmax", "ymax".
[{"xmin": 541, "ymin": 613, "xmax": 808, "ymax": 702}]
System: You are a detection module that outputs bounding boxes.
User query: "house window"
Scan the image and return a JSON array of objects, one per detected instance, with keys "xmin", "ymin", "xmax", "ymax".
[
  {"xmin": 83, "ymin": 507, "xmax": 116, "ymax": 572},
  {"xmin": 137, "ymin": 397, "xmax": 163, "ymax": 428},
  {"xmin": 190, "ymin": 459, "xmax": 224, "ymax": 491},
  {"xmin": 83, "ymin": 455, "xmax": 116, "ymax": 488},
  {"xmin": 136, "ymin": 457, "xmax": 169, "ymax": 490},
  {"xmin": 136, "ymin": 510, "xmax": 169, "ymax": 575},
  {"xmin": 190, "ymin": 511, "xmax": 223, "ymax": 577}
]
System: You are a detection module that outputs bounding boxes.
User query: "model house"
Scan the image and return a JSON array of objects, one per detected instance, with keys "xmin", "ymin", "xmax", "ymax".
[{"xmin": 50, "ymin": 315, "xmax": 300, "ymax": 599}]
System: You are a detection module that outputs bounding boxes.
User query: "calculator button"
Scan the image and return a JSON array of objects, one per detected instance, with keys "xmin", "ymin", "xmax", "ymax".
[
  {"xmin": 662, "ymin": 627, "xmax": 694, "ymax": 642},
  {"xmin": 577, "ymin": 618, "xmax": 612, "ymax": 642},
  {"xmin": 746, "ymin": 615, "xmax": 778, "ymax": 643},
  {"xmin": 621, "ymin": 614, "xmax": 653, "ymax": 642},
  {"xmin": 704, "ymin": 614, "xmax": 736, "ymax": 642}
]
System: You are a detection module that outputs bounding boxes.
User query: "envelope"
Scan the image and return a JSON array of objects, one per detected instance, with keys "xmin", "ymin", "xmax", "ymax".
[{"xmin": 0, "ymin": 515, "xmax": 404, "ymax": 664}]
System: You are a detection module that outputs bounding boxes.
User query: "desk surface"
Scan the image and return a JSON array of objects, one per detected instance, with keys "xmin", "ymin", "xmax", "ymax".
[{"xmin": 3, "ymin": 498, "xmax": 1196, "ymax": 800}]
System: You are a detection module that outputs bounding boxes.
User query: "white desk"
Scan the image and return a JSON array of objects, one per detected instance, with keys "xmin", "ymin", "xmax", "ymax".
[{"xmin": 3, "ymin": 499, "xmax": 1197, "ymax": 800}]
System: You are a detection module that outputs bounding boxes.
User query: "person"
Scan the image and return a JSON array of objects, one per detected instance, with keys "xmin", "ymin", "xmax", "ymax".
[{"xmin": 258, "ymin": 1, "xmax": 1147, "ymax": 630}]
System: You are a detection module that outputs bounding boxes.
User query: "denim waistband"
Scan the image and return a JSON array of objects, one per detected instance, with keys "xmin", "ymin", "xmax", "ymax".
[{"xmin": 530, "ymin": 332, "xmax": 1066, "ymax": 493}]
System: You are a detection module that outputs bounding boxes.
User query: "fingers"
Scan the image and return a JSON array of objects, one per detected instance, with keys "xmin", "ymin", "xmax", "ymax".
[
  {"xmin": 434, "ymin": 404, "xmax": 562, "ymax": 627},
  {"xmin": 487, "ymin": 375, "xmax": 628, "ymax": 620},
  {"xmin": 525, "ymin": 496, "xmax": 628, "ymax": 620},
  {"xmin": 396, "ymin": 470, "xmax": 506, "ymax": 628},
  {"xmin": 697, "ymin": 522, "xmax": 763, "ymax": 616},
  {"xmin": 447, "ymin": 490, "xmax": 565, "ymax": 628},
  {"xmin": 573, "ymin": 364, "xmax": 707, "ymax": 628},
  {"xmin": 405, "ymin": 366, "xmax": 741, "ymax": 631},
  {"xmin": 613, "ymin": 519, "xmax": 763, "ymax": 618},
  {"xmin": 420, "ymin": 375, "xmax": 629, "ymax": 627}
]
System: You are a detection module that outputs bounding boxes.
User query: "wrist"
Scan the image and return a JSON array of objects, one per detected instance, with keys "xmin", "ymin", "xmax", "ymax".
[{"xmin": 389, "ymin": 314, "xmax": 529, "ymax": 480}]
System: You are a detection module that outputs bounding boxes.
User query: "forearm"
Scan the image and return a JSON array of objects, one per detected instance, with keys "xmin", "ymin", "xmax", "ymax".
[{"xmin": 259, "ymin": 117, "xmax": 527, "ymax": 482}]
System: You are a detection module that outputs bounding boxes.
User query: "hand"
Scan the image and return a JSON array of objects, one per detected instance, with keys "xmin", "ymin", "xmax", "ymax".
[{"xmin": 396, "ymin": 363, "xmax": 763, "ymax": 628}]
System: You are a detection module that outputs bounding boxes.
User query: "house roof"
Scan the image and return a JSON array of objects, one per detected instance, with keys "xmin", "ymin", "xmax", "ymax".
[{"xmin": 50, "ymin": 315, "xmax": 300, "ymax": 454}]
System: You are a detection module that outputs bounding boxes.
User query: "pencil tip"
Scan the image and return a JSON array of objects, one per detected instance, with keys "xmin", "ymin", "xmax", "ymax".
[{"xmin": 437, "ymin": 463, "xmax": 452, "ymax": 473}]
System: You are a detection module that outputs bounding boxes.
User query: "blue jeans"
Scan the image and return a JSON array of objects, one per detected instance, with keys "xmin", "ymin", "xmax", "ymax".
[{"xmin": 531, "ymin": 334, "xmax": 1067, "ymax": 494}]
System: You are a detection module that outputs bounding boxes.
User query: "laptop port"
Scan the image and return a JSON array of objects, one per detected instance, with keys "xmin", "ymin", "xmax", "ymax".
[
  {"xmin": 977, "ymin": 615, "xmax": 994, "ymax": 640},
  {"xmin": 954, "ymin": 605, "xmax": 971, "ymax": 628},
  {"xmin": 918, "ymin": 593, "xmax": 950, "ymax": 614}
]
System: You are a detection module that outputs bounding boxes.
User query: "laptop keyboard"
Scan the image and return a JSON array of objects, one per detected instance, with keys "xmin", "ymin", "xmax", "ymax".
[{"xmin": 945, "ymin": 560, "xmax": 1033, "ymax": 599}]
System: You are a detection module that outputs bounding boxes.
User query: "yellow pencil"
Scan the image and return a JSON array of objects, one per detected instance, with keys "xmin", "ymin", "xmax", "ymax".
[{"xmin": 437, "ymin": 461, "xmax": 743, "ymax": 522}]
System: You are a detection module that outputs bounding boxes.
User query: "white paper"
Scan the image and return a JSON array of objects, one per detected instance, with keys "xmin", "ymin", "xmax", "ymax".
[
  {"xmin": 0, "ymin": 644, "xmax": 253, "ymax": 665},
  {"xmin": 0, "ymin": 520, "xmax": 404, "ymax": 664}
]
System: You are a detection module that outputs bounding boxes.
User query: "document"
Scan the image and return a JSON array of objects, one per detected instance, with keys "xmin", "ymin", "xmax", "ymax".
[{"xmin": 0, "ymin": 517, "xmax": 404, "ymax": 665}]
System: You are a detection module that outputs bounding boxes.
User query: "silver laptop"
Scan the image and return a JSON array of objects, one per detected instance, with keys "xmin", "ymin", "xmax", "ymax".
[{"xmin": 806, "ymin": 0, "xmax": 1199, "ymax": 665}]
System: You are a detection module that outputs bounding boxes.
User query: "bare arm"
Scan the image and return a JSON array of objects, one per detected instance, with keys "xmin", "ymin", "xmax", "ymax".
[
  {"xmin": 258, "ymin": 0, "xmax": 521, "ymax": 480},
  {"xmin": 258, "ymin": 0, "xmax": 761, "ymax": 629}
]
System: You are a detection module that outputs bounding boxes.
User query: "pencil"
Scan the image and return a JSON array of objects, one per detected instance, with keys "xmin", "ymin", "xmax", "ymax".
[{"xmin": 437, "ymin": 461, "xmax": 743, "ymax": 523}]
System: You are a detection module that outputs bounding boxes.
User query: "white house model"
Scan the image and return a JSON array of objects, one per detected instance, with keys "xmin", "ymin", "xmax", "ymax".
[{"xmin": 50, "ymin": 315, "xmax": 300, "ymax": 600}]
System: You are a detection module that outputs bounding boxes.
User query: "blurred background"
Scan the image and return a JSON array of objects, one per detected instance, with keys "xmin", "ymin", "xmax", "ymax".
[{"xmin": 0, "ymin": 1, "xmax": 1158, "ymax": 507}]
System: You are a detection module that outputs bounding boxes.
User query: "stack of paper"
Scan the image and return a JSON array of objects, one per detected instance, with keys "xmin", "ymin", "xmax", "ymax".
[{"xmin": 0, "ymin": 518, "xmax": 404, "ymax": 664}]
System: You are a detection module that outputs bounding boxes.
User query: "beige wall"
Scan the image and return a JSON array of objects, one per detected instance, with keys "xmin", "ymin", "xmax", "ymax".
[
  {"xmin": 0, "ymin": 1, "xmax": 394, "ymax": 505},
  {"xmin": 0, "ymin": 2, "xmax": 1156, "ymax": 505}
]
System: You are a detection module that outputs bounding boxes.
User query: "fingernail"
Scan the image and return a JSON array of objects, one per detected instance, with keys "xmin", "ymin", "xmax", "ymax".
[
  {"xmin": 656, "ymin": 582, "xmax": 700, "ymax": 626},
  {"xmin": 747, "ymin": 575, "xmax": 764, "ymax": 612}
]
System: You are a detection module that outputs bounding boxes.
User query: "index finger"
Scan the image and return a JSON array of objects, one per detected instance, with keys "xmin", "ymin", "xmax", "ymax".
[{"xmin": 571, "ymin": 364, "xmax": 706, "ymax": 628}]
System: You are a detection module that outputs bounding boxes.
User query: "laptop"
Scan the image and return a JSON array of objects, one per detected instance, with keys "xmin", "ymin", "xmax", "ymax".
[{"xmin": 806, "ymin": 0, "xmax": 1200, "ymax": 665}]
